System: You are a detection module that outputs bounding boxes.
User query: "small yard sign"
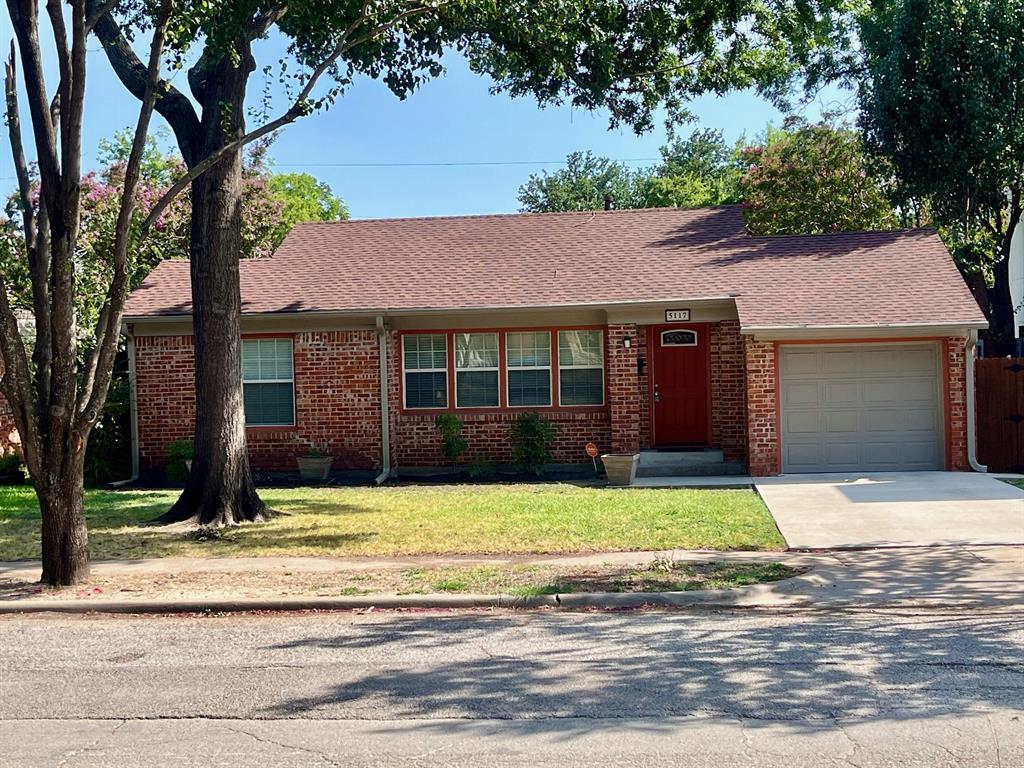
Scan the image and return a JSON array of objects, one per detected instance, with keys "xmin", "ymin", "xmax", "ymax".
[{"xmin": 665, "ymin": 309, "xmax": 690, "ymax": 322}]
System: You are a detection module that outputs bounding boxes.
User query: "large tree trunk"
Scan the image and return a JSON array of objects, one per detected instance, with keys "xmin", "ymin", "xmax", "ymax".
[
  {"xmin": 158, "ymin": 45, "xmax": 272, "ymax": 526},
  {"xmin": 38, "ymin": 466, "xmax": 89, "ymax": 586}
]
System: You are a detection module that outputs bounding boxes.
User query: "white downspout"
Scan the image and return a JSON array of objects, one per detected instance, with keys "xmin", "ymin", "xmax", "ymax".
[
  {"xmin": 374, "ymin": 316, "xmax": 392, "ymax": 485},
  {"xmin": 965, "ymin": 330, "xmax": 987, "ymax": 473}
]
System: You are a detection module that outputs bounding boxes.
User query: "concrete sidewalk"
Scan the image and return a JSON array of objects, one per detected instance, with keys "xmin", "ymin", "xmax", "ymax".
[{"xmin": 1, "ymin": 545, "xmax": 1020, "ymax": 613}]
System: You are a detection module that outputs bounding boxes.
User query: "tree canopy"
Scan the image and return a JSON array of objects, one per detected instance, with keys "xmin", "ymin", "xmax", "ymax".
[
  {"xmin": 741, "ymin": 121, "xmax": 898, "ymax": 235},
  {"xmin": 857, "ymin": 0, "xmax": 1024, "ymax": 353}
]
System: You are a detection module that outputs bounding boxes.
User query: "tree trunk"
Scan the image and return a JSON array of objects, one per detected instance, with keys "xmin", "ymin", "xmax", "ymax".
[
  {"xmin": 158, "ymin": 46, "xmax": 273, "ymax": 526},
  {"xmin": 38, "ymin": 467, "xmax": 89, "ymax": 586},
  {"xmin": 984, "ymin": 243, "xmax": 1018, "ymax": 358}
]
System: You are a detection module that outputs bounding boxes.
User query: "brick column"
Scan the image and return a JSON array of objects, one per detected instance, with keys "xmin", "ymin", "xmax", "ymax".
[
  {"xmin": 945, "ymin": 336, "xmax": 969, "ymax": 471},
  {"xmin": 606, "ymin": 323, "xmax": 641, "ymax": 454},
  {"xmin": 744, "ymin": 336, "xmax": 780, "ymax": 476}
]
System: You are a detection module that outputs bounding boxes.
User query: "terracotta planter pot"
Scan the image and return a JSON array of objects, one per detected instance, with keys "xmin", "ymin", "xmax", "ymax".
[
  {"xmin": 297, "ymin": 456, "xmax": 333, "ymax": 481},
  {"xmin": 602, "ymin": 453, "xmax": 640, "ymax": 486}
]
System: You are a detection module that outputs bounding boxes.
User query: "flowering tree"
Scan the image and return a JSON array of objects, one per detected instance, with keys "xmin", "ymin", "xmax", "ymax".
[{"xmin": 740, "ymin": 121, "xmax": 899, "ymax": 235}]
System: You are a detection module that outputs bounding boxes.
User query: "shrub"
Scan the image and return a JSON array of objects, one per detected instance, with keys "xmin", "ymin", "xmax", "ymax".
[
  {"xmin": 434, "ymin": 413, "xmax": 468, "ymax": 468},
  {"xmin": 0, "ymin": 452, "xmax": 24, "ymax": 484},
  {"xmin": 468, "ymin": 455, "xmax": 497, "ymax": 480},
  {"xmin": 166, "ymin": 439, "xmax": 194, "ymax": 486},
  {"xmin": 509, "ymin": 413, "xmax": 557, "ymax": 476}
]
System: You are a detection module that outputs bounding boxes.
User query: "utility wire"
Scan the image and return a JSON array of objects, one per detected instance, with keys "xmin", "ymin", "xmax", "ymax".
[{"xmin": 272, "ymin": 157, "xmax": 661, "ymax": 168}]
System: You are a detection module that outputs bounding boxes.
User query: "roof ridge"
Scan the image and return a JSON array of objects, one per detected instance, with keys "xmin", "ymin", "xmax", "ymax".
[
  {"xmin": 747, "ymin": 226, "xmax": 938, "ymax": 241},
  {"xmin": 290, "ymin": 204, "xmax": 742, "ymax": 227}
]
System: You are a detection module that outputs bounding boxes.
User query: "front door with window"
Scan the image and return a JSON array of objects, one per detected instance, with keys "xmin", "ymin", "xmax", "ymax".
[{"xmin": 651, "ymin": 325, "xmax": 709, "ymax": 446}]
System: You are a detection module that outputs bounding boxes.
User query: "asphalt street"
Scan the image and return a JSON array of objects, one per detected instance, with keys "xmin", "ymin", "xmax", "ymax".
[{"xmin": 1, "ymin": 608, "xmax": 1022, "ymax": 766}]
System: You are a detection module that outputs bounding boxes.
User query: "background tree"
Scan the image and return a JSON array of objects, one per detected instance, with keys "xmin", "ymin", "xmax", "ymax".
[
  {"xmin": 266, "ymin": 172, "xmax": 348, "ymax": 248},
  {"xmin": 0, "ymin": 0, "xmax": 173, "ymax": 585},
  {"xmin": 518, "ymin": 151, "xmax": 645, "ymax": 212},
  {"xmin": 519, "ymin": 130, "xmax": 744, "ymax": 212},
  {"xmin": 857, "ymin": 0, "xmax": 1024, "ymax": 355},
  {"xmin": 740, "ymin": 120, "xmax": 898, "ymax": 234},
  {"xmin": 90, "ymin": 0, "xmax": 847, "ymax": 526}
]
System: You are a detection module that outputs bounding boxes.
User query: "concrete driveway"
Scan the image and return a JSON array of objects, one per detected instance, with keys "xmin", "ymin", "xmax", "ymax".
[{"xmin": 754, "ymin": 471, "xmax": 1024, "ymax": 549}]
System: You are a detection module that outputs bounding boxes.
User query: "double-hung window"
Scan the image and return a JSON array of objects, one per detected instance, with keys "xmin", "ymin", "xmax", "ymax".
[
  {"xmin": 455, "ymin": 332, "xmax": 499, "ymax": 407},
  {"xmin": 558, "ymin": 330, "xmax": 604, "ymax": 406},
  {"xmin": 403, "ymin": 334, "xmax": 448, "ymax": 408},
  {"xmin": 506, "ymin": 331, "xmax": 552, "ymax": 406},
  {"xmin": 241, "ymin": 338, "xmax": 295, "ymax": 426}
]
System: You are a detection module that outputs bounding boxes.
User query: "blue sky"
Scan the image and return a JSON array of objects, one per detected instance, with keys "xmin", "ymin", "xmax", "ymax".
[{"xmin": 0, "ymin": 22, "xmax": 848, "ymax": 219}]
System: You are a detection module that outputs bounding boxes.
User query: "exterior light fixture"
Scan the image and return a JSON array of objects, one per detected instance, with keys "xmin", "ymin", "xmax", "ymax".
[{"xmin": 623, "ymin": 337, "xmax": 633, "ymax": 349}]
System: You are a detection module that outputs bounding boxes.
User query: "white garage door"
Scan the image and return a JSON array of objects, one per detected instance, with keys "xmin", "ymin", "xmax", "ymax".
[{"xmin": 779, "ymin": 343, "xmax": 944, "ymax": 473}]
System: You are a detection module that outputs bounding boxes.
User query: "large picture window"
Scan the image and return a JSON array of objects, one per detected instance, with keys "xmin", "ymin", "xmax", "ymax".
[
  {"xmin": 558, "ymin": 330, "xmax": 604, "ymax": 406},
  {"xmin": 506, "ymin": 331, "xmax": 552, "ymax": 407},
  {"xmin": 403, "ymin": 334, "xmax": 448, "ymax": 408},
  {"xmin": 455, "ymin": 332, "xmax": 499, "ymax": 407},
  {"xmin": 241, "ymin": 338, "xmax": 295, "ymax": 426}
]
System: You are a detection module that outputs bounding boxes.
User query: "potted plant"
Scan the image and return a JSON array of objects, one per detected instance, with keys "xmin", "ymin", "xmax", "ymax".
[
  {"xmin": 297, "ymin": 444, "xmax": 333, "ymax": 481},
  {"xmin": 601, "ymin": 453, "xmax": 640, "ymax": 486}
]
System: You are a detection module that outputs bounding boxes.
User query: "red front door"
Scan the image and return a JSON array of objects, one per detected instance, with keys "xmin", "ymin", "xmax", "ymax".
[{"xmin": 651, "ymin": 325, "xmax": 709, "ymax": 446}]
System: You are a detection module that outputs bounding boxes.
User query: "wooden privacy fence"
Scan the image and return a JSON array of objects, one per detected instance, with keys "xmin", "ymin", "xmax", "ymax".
[{"xmin": 976, "ymin": 358, "xmax": 1024, "ymax": 473}]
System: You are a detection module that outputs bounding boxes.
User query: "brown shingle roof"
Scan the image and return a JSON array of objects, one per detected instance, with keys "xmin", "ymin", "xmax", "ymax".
[{"xmin": 123, "ymin": 205, "xmax": 987, "ymax": 330}]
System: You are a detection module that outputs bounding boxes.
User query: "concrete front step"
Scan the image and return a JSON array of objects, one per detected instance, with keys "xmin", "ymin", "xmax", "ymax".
[{"xmin": 636, "ymin": 450, "xmax": 746, "ymax": 477}]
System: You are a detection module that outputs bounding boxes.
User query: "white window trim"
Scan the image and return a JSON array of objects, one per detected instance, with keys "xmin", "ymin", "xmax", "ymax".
[
  {"xmin": 402, "ymin": 333, "xmax": 449, "ymax": 410},
  {"xmin": 557, "ymin": 330, "xmax": 605, "ymax": 407},
  {"xmin": 505, "ymin": 331, "xmax": 553, "ymax": 408},
  {"xmin": 661, "ymin": 329, "xmax": 699, "ymax": 347},
  {"xmin": 454, "ymin": 332, "xmax": 501, "ymax": 409},
  {"xmin": 241, "ymin": 338, "xmax": 296, "ymax": 427}
]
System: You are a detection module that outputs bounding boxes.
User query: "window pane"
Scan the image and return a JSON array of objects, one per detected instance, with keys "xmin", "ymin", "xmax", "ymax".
[
  {"xmin": 404, "ymin": 334, "xmax": 447, "ymax": 370},
  {"xmin": 558, "ymin": 330, "xmax": 603, "ymax": 368},
  {"xmin": 243, "ymin": 382, "xmax": 294, "ymax": 425},
  {"xmin": 455, "ymin": 333, "xmax": 498, "ymax": 369},
  {"xmin": 560, "ymin": 368, "xmax": 604, "ymax": 406},
  {"xmin": 507, "ymin": 332, "xmax": 551, "ymax": 367},
  {"xmin": 242, "ymin": 338, "xmax": 293, "ymax": 382},
  {"xmin": 508, "ymin": 369, "xmax": 551, "ymax": 406},
  {"xmin": 405, "ymin": 371, "xmax": 447, "ymax": 408},
  {"xmin": 456, "ymin": 370, "xmax": 499, "ymax": 407}
]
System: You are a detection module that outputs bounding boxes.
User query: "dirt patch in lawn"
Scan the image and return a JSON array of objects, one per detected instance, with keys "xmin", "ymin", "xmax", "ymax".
[{"xmin": 0, "ymin": 560, "xmax": 802, "ymax": 602}]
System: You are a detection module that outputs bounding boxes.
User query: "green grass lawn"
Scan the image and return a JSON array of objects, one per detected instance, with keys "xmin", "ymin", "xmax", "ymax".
[{"xmin": 0, "ymin": 483, "xmax": 785, "ymax": 561}]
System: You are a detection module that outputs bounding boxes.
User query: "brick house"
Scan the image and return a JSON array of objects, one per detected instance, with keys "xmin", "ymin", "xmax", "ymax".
[{"xmin": 114, "ymin": 205, "xmax": 987, "ymax": 478}]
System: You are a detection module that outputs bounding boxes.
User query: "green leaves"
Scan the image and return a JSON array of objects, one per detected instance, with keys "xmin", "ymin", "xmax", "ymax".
[{"xmin": 740, "ymin": 121, "xmax": 899, "ymax": 235}]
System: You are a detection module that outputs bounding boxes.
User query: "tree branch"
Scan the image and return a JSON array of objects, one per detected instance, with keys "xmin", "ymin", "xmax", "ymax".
[
  {"xmin": 139, "ymin": 0, "xmax": 445, "ymax": 237},
  {"xmin": 78, "ymin": 0, "xmax": 174, "ymax": 426},
  {"xmin": 87, "ymin": 0, "xmax": 202, "ymax": 165},
  {"xmin": 4, "ymin": 45, "xmax": 53, "ymax": 410},
  {"xmin": 84, "ymin": 0, "xmax": 118, "ymax": 34}
]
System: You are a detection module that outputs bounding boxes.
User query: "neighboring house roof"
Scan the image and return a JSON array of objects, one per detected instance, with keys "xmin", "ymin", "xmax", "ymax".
[{"xmin": 124, "ymin": 205, "xmax": 987, "ymax": 330}]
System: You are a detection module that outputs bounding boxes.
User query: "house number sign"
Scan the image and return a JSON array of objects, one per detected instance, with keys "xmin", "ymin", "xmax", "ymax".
[{"xmin": 665, "ymin": 309, "xmax": 691, "ymax": 322}]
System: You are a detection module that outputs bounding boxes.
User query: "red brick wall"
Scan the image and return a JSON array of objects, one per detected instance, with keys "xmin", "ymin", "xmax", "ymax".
[
  {"xmin": 135, "ymin": 332, "xmax": 384, "ymax": 472},
  {"xmin": 607, "ymin": 323, "xmax": 641, "ymax": 453},
  {"xmin": 0, "ymin": 391, "xmax": 18, "ymax": 455},
  {"xmin": 945, "ymin": 336, "xmax": 970, "ymax": 471},
  {"xmin": 744, "ymin": 337, "xmax": 779, "ymax": 476},
  {"xmin": 709, "ymin": 321, "xmax": 747, "ymax": 461},
  {"xmin": 394, "ymin": 410, "xmax": 611, "ymax": 466}
]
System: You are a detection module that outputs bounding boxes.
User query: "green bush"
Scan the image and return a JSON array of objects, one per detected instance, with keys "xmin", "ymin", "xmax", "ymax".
[
  {"xmin": 0, "ymin": 452, "xmax": 24, "ymax": 484},
  {"xmin": 434, "ymin": 413, "xmax": 468, "ymax": 468},
  {"xmin": 509, "ymin": 413, "xmax": 557, "ymax": 476},
  {"xmin": 166, "ymin": 439, "xmax": 194, "ymax": 486},
  {"xmin": 468, "ymin": 455, "xmax": 497, "ymax": 480}
]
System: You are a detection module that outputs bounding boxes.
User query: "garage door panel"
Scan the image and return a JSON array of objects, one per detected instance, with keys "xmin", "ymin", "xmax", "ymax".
[
  {"xmin": 823, "ymin": 381, "xmax": 859, "ymax": 404},
  {"xmin": 786, "ymin": 382, "xmax": 820, "ymax": 406},
  {"xmin": 785, "ymin": 411, "xmax": 820, "ymax": 434},
  {"xmin": 821, "ymin": 350, "xmax": 859, "ymax": 374},
  {"xmin": 780, "ymin": 343, "xmax": 943, "ymax": 473},
  {"xmin": 824, "ymin": 411, "xmax": 859, "ymax": 433}
]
